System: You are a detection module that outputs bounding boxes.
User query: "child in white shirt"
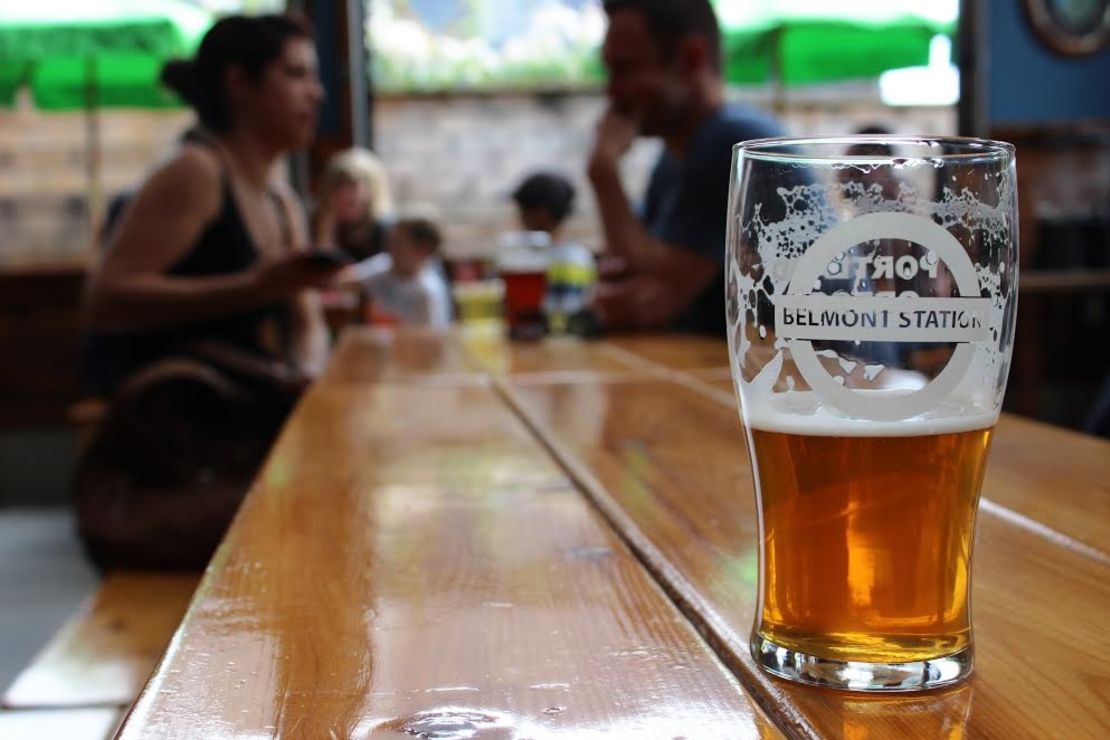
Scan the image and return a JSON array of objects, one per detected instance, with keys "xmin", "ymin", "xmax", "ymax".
[{"xmin": 352, "ymin": 216, "xmax": 451, "ymax": 328}]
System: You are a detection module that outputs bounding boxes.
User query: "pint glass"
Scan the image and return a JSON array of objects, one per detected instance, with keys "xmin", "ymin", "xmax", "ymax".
[
  {"xmin": 726, "ymin": 137, "xmax": 1018, "ymax": 691},
  {"xmin": 498, "ymin": 231, "xmax": 549, "ymax": 340}
]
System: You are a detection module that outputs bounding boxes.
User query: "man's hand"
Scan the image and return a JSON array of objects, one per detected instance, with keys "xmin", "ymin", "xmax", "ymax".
[
  {"xmin": 597, "ymin": 255, "xmax": 630, "ymax": 282},
  {"xmin": 592, "ymin": 273, "xmax": 679, "ymax": 330},
  {"xmin": 591, "ymin": 247, "xmax": 720, "ymax": 331},
  {"xmin": 589, "ymin": 108, "xmax": 639, "ymax": 171}
]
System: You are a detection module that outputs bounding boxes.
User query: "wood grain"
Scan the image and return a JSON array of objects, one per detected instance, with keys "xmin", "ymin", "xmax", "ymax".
[
  {"xmin": 2, "ymin": 573, "xmax": 197, "ymax": 708},
  {"xmin": 321, "ymin": 326, "xmax": 484, "ymax": 386},
  {"xmin": 985, "ymin": 414, "xmax": 1110, "ymax": 556},
  {"xmin": 507, "ymin": 375, "xmax": 1110, "ymax": 739},
  {"xmin": 116, "ymin": 382, "xmax": 780, "ymax": 738},
  {"xmin": 603, "ymin": 334, "xmax": 731, "ymax": 372},
  {"xmin": 466, "ymin": 332, "xmax": 641, "ymax": 379},
  {"xmin": 1019, "ymin": 269, "xmax": 1110, "ymax": 292}
]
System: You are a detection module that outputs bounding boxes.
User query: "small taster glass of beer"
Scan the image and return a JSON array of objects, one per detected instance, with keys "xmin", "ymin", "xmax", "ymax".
[
  {"xmin": 726, "ymin": 137, "xmax": 1018, "ymax": 691},
  {"xmin": 498, "ymin": 231, "xmax": 550, "ymax": 341}
]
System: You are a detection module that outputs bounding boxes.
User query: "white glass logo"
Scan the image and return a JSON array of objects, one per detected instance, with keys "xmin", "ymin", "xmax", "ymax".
[{"xmin": 775, "ymin": 212, "xmax": 989, "ymax": 421}]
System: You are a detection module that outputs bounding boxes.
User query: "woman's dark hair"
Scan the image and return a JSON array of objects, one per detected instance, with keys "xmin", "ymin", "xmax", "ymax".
[{"xmin": 161, "ymin": 13, "xmax": 313, "ymax": 133}]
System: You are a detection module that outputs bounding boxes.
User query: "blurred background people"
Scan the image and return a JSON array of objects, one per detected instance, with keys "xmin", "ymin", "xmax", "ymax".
[
  {"xmin": 313, "ymin": 147, "xmax": 395, "ymax": 261},
  {"xmin": 511, "ymin": 170, "xmax": 596, "ymax": 334},
  {"xmin": 76, "ymin": 13, "xmax": 336, "ymax": 569},
  {"xmin": 350, "ymin": 215, "xmax": 452, "ymax": 328},
  {"xmin": 837, "ymin": 125, "xmax": 902, "ymax": 206},
  {"xmin": 588, "ymin": 0, "xmax": 784, "ymax": 335}
]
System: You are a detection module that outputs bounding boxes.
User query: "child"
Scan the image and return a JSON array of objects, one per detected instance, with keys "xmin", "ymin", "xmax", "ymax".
[
  {"xmin": 511, "ymin": 171, "xmax": 596, "ymax": 333},
  {"xmin": 353, "ymin": 216, "xmax": 452, "ymax": 329}
]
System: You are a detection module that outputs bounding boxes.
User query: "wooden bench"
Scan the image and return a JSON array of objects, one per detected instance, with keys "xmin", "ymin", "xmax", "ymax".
[
  {"xmin": 2, "ymin": 571, "xmax": 198, "ymax": 710},
  {"xmin": 0, "ymin": 708, "xmax": 122, "ymax": 740}
]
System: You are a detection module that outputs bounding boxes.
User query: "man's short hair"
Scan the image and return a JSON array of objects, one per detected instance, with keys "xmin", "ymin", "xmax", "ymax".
[
  {"xmin": 394, "ymin": 216, "xmax": 442, "ymax": 252},
  {"xmin": 848, "ymin": 125, "xmax": 895, "ymax": 157},
  {"xmin": 511, "ymin": 171, "xmax": 577, "ymax": 225},
  {"xmin": 603, "ymin": 0, "xmax": 722, "ymax": 73}
]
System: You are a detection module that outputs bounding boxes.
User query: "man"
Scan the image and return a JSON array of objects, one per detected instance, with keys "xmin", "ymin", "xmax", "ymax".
[{"xmin": 588, "ymin": 0, "xmax": 784, "ymax": 334}]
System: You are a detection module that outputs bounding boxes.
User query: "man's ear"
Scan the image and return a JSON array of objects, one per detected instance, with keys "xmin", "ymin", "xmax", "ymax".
[{"xmin": 676, "ymin": 34, "xmax": 712, "ymax": 78}]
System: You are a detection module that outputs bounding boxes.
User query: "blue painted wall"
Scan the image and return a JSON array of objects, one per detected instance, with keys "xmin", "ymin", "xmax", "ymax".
[{"xmin": 988, "ymin": 0, "xmax": 1110, "ymax": 124}]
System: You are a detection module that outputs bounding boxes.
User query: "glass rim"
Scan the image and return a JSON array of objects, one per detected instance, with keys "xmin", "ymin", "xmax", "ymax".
[{"xmin": 733, "ymin": 135, "xmax": 1015, "ymax": 165}]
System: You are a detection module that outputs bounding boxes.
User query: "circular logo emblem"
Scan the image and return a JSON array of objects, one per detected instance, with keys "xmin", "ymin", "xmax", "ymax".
[{"xmin": 777, "ymin": 212, "xmax": 987, "ymax": 421}]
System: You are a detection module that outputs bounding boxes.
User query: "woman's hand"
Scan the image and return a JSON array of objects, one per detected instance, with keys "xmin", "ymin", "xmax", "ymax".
[{"xmin": 251, "ymin": 251, "xmax": 346, "ymax": 301}]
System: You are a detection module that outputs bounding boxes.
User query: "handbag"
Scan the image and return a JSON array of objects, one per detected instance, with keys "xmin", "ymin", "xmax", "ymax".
[{"xmin": 74, "ymin": 343, "xmax": 301, "ymax": 570}]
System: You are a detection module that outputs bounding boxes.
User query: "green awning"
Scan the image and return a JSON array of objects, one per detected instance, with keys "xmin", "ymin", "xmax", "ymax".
[
  {"xmin": 0, "ymin": 0, "xmax": 211, "ymax": 109},
  {"xmin": 715, "ymin": 0, "xmax": 956, "ymax": 86}
]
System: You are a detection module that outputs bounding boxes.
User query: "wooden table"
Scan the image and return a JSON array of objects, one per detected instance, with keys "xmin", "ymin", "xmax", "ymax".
[{"xmin": 117, "ymin": 328, "xmax": 1110, "ymax": 739}]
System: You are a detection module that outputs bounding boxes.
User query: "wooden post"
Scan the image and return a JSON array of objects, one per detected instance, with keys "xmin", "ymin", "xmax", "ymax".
[
  {"xmin": 84, "ymin": 56, "xmax": 102, "ymax": 247},
  {"xmin": 289, "ymin": 0, "xmax": 372, "ymax": 199}
]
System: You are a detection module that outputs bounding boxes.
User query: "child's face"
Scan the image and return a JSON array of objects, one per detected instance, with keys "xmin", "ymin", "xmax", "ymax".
[
  {"xmin": 387, "ymin": 228, "xmax": 428, "ymax": 277},
  {"xmin": 518, "ymin": 205, "xmax": 556, "ymax": 234}
]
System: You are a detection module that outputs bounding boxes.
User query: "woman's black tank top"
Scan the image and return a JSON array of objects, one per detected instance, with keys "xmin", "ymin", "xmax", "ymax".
[
  {"xmin": 161, "ymin": 176, "xmax": 289, "ymax": 351},
  {"xmin": 87, "ymin": 168, "xmax": 290, "ymax": 393}
]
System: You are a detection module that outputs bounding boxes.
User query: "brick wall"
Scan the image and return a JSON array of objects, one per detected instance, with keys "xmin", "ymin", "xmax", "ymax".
[
  {"xmin": 0, "ymin": 99, "xmax": 191, "ymax": 265},
  {"xmin": 0, "ymin": 91, "xmax": 954, "ymax": 264},
  {"xmin": 373, "ymin": 91, "xmax": 956, "ymax": 258}
]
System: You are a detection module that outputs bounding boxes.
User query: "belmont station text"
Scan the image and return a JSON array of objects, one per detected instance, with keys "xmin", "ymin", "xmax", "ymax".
[{"xmin": 780, "ymin": 307, "xmax": 983, "ymax": 330}]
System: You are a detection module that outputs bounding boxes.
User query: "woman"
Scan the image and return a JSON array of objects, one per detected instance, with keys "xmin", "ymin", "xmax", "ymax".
[
  {"xmin": 313, "ymin": 147, "xmax": 395, "ymax": 261},
  {"xmin": 79, "ymin": 14, "xmax": 337, "ymax": 569}
]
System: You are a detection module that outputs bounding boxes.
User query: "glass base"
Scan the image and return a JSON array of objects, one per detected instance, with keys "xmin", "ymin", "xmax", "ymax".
[{"xmin": 751, "ymin": 633, "xmax": 973, "ymax": 692}]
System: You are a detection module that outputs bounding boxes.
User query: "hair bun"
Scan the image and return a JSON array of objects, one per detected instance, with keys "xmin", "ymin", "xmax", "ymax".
[{"xmin": 160, "ymin": 59, "xmax": 198, "ymax": 103}]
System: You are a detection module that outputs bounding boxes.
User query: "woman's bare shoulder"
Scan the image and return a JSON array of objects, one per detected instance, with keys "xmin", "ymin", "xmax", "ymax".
[
  {"xmin": 101, "ymin": 143, "xmax": 224, "ymax": 269},
  {"xmin": 123, "ymin": 142, "xmax": 224, "ymax": 223},
  {"xmin": 150, "ymin": 143, "xmax": 222, "ymax": 191}
]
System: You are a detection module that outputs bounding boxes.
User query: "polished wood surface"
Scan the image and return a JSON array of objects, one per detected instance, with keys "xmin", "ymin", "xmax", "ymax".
[
  {"xmin": 120, "ymin": 329, "xmax": 1110, "ymax": 738},
  {"xmin": 986, "ymin": 414, "xmax": 1110, "ymax": 556},
  {"xmin": 605, "ymin": 334, "xmax": 731, "ymax": 371},
  {"xmin": 2, "ymin": 573, "xmax": 197, "ymax": 709},
  {"xmin": 507, "ymin": 371, "xmax": 1110, "ymax": 739},
  {"xmin": 117, "ymin": 376, "xmax": 778, "ymax": 736},
  {"xmin": 322, "ymin": 326, "xmax": 484, "ymax": 385},
  {"xmin": 464, "ymin": 331, "xmax": 640, "ymax": 379}
]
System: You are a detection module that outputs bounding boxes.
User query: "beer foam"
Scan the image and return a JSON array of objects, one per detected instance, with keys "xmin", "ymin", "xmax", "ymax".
[{"xmin": 742, "ymin": 388, "xmax": 998, "ymax": 437}]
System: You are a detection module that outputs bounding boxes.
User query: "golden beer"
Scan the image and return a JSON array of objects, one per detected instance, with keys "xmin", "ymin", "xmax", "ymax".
[{"xmin": 750, "ymin": 424, "xmax": 993, "ymax": 664}]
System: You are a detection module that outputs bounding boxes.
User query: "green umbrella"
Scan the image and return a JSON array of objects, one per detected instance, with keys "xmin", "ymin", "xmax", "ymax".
[
  {"xmin": 715, "ymin": 0, "xmax": 956, "ymax": 86},
  {"xmin": 0, "ymin": 0, "xmax": 212, "ymax": 246},
  {"xmin": 0, "ymin": 0, "xmax": 211, "ymax": 110}
]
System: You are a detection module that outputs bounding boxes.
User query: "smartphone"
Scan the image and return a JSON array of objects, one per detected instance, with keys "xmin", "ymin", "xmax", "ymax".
[{"xmin": 302, "ymin": 249, "xmax": 354, "ymax": 269}]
